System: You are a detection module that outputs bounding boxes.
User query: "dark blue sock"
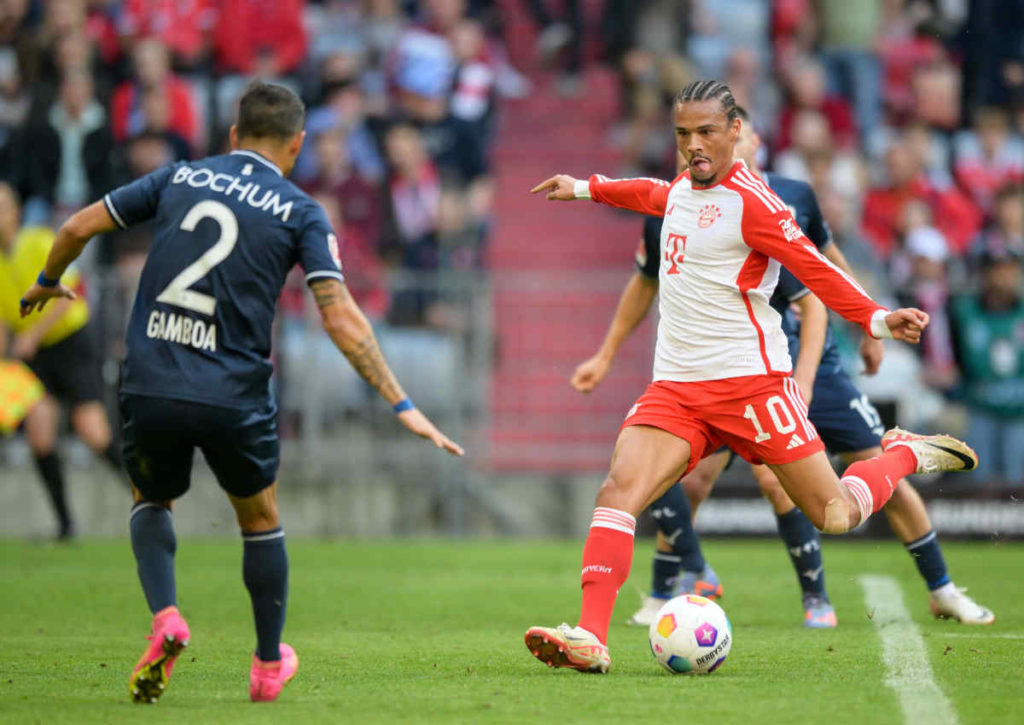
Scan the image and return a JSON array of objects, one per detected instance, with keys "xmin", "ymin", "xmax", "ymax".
[
  {"xmin": 649, "ymin": 483, "xmax": 706, "ymax": 596},
  {"xmin": 905, "ymin": 530, "xmax": 950, "ymax": 590},
  {"xmin": 129, "ymin": 502, "xmax": 177, "ymax": 613},
  {"xmin": 651, "ymin": 552, "xmax": 681, "ymax": 598},
  {"xmin": 243, "ymin": 528, "xmax": 288, "ymax": 662},
  {"xmin": 775, "ymin": 508, "xmax": 827, "ymax": 599}
]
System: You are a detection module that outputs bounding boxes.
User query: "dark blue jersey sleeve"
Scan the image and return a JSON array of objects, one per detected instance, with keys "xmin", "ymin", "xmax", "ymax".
[
  {"xmin": 773, "ymin": 267, "xmax": 809, "ymax": 310},
  {"xmin": 297, "ymin": 201, "xmax": 345, "ymax": 284},
  {"xmin": 801, "ymin": 186, "xmax": 833, "ymax": 252},
  {"xmin": 635, "ymin": 216, "xmax": 662, "ymax": 279},
  {"xmin": 103, "ymin": 164, "xmax": 178, "ymax": 229}
]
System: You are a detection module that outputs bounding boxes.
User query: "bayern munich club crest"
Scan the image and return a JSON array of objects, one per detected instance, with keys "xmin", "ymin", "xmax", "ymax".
[{"xmin": 698, "ymin": 204, "xmax": 722, "ymax": 229}]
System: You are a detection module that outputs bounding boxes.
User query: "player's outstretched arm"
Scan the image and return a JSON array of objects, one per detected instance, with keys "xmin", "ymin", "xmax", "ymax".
[
  {"xmin": 20, "ymin": 201, "xmax": 117, "ymax": 317},
  {"xmin": 310, "ymin": 278, "xmax": 465, "ymax": 457},
  {"xmin": 571, "ymin": 272, "xmax": 657, "ymax": 393},
  {"xmin": 531, "ymin": 174, "xmax": 671, "ymax": 217}
]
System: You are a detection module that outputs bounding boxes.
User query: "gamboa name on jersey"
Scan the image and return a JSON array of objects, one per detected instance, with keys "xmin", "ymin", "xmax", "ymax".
[{"xmin": 146, "ymin": 310, "xmax": 217, "ymax": 352}]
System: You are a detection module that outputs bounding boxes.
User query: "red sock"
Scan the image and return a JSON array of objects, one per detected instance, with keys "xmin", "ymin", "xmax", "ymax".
[
  {"xmin": 577, "ymin": 507, "xmax": 636, "ymax": 644},
  {"xmin": 840, "ymin": 446, "xmax": 916, "ymax": 522}
]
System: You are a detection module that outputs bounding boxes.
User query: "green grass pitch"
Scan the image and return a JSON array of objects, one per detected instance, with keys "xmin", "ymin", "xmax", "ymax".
[{"xmin": 1, "ymin": 538, "xmax": 1021, "ymax": 724}]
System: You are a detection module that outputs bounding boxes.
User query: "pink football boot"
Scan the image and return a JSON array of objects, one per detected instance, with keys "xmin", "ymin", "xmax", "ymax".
[
  {"xmin": 249, "ymin": 643, "xmax": 299, "ymax": 702},
  {"xmin": 129, "ymin": 606, "xmax": 190, "ymax": 704}
]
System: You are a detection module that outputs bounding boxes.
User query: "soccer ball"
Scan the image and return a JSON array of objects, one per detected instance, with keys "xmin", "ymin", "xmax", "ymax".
[{"xmin": 648, "ymin": 594, "xmax": 732, "ymax": 674}]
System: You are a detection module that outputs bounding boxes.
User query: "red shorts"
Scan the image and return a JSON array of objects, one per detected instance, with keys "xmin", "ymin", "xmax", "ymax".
[{"xmin": 621, "ymin": 374, "xmax": 824, "ymax": 475}]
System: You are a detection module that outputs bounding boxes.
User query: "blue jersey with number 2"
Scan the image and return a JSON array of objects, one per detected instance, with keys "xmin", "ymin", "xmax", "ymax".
[{"xmin": 105, "ymin": 149, "xmax": 344, "ymax": 408}]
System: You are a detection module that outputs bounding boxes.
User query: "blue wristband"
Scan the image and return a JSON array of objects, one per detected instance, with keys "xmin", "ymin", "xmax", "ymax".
[
  {"xmin": 393, "ymin": 398, "xmax": 414, "ymax": 413},
  {"xmin": 37, "ymin": 270, "xmax": 59, "ymax": 288}
]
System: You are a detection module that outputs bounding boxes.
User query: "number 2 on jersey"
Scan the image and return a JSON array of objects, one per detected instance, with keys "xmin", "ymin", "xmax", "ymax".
[
  {"xmin": 156, "ymin": 200, "xmax": 238, "ymax": 316},
  {"xmin": 664, "ymin": 233, "xmax": 686, "ymax": 275}
]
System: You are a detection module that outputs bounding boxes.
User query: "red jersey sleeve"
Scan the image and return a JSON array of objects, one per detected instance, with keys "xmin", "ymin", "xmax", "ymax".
[
  {"xmin": 734, "ymin": 180, "xmax": 886, "ymax": 336},
  {"xmin": 587, "ymin": 175, "xmax": 672, "ymax": 217}
]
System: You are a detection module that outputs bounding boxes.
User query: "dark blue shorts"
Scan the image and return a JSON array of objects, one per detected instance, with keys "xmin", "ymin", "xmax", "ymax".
[
  {"xmin": 120, "ymin": 393, "xmax": 279, "ymax": 500},
  {"xmin": 806, "ymin": 370, "xmax": 884, "ymax": 453}
]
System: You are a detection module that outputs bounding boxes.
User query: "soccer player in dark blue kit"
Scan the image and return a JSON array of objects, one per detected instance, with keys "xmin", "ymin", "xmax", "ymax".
[
  {"xmin": 571, "ymin": 106, "xmax": 993, "ymax": 628},
  {"xmin": 20, "ymin": 82, "xmax": 465, "ymax": 704}
]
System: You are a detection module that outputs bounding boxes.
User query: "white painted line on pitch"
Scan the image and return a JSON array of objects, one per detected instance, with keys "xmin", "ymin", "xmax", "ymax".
[{"xmin": 860, "ymin": 575, "xmax": 959, "ymax": 725}]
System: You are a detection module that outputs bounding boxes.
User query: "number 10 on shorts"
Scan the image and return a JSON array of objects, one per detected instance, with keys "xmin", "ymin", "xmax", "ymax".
[{"xmin": 743, "ymin": 395, "xmax": 802, "ymax": 442}]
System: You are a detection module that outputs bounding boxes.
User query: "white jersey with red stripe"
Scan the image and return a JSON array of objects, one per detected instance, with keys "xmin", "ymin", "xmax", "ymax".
[{"xmin": 583, "ymin": 161, "xmax": 886, "ymax": 383}]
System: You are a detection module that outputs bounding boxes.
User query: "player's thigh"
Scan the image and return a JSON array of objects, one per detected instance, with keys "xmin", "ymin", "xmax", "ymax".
[
  {"xmin": 120, "ymin": 394, "xmax": 194, "ymax": 501},
  {"xmin": 601, "ymin": 425, "xmax": 693, "ymax": 516},
  {"xmin": 766, "ymin": 450, "xmax": 847, "ymax": 531},
  {"xmin": 680, "ymin": 448, "xmax": 731, "ymax": 508},
  {"xmin": 750, "ymin": 463, "xmax": 795, "ymax": 512},
  {"xmin": 70, "ymin": 401, "xmax": 112, "ymax": 450},
  {"xmin": 197, "ymin": 401, "xmax": 280, "ymax": 502}
]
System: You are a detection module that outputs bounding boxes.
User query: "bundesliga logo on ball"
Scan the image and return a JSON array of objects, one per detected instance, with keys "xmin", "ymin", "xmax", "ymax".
[{"xmin": 648, "ymin": 595, "xmax": 732, "ymax": 674}]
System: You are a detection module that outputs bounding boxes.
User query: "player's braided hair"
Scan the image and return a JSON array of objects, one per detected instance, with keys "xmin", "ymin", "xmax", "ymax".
[{"xmin": 674, "ymin": 80, "xmax": 740, "ymax": 123}]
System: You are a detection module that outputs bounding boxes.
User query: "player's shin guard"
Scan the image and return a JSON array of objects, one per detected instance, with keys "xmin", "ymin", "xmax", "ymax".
[
  {"xmin": 649, "ymin": 484, "xmax": 705, "ymax": 597},
  {"xmin": 130, "ymin": 502, "xmax": 177, "ymax": 613},
  {"xmin": 578, "ymin": 508, "xmax": 636, "ymax": 644},
  {"xmin": 839, "ymin": 447, "xmax": 917, "ymax": 528},
  {"xmin": 243, "ymin": 528, "xmax": 288, "ymax": 662}
]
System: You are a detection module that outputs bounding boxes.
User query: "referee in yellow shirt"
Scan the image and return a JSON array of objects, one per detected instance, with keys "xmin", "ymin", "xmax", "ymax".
[{"xmin": 0, "ymin": 182, "xmax": 122, "ymax": 539}]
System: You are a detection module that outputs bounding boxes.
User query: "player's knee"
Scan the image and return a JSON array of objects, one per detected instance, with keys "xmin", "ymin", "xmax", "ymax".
[
  {"xmin": 682, "ymin": 470, "xmax": 714, "ymax": 506},
  {"xmin": 595, "ymin": 472, "xmax": 641, "ymax": 515},
  {"xmin": 819, "ymin": 497, "xmax": 859, "ymax": 534},
  {"xmin": 71, "ymin": 403, "xmax": 112, "ymax": 451}
]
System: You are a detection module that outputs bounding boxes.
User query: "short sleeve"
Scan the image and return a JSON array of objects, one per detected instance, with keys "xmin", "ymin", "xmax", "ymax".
[
  {"xmin": 103, "ymin": 164, "xmax": 177, "ymax": 229},
  {"xmin": 298, "ymin": 202, "xmax": 344, "ymax": 284},
  {"xmin": 635, "ymin": 217, "xmax": 662, "ymax": 279}
]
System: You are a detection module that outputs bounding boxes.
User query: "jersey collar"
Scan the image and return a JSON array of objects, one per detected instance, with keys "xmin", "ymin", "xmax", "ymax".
[{"xmin": 230, "ymin": 149, "xmax": 283, "ymax": 176}]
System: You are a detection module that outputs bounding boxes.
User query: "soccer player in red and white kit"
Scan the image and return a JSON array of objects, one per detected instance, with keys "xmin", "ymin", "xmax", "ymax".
[{"xmin": 522, "ymin": 80, "xmax": 979, "ymax": 673}]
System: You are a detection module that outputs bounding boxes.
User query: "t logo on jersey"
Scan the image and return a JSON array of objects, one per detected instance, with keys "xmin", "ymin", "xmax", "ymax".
[
  {"xmin": 697, "ymin": 204, "xmax": 721, "ymax": 229},
  {"xmin": 664, "ymin": 233, "xmax": 687, "ymax": 275},
  {"xmin": 778, "ymin": 217, "xmax": 802, "ymax": 242},
  {"xmin": 328, "ymin": 233, "xmax": 343, "ymax": 270}
]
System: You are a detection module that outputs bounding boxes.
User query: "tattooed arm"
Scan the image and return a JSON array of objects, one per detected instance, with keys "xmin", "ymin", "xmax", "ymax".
[{"xmin": 309, "ymin": 278, "xmax": 464, "ymax": 456}]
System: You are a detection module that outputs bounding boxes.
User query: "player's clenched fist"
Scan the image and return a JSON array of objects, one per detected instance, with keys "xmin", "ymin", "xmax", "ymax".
[
  {"xmin": 885, "ymin": 308, "xmax": 930, "ymax": 344},
  {"xmin": 530, "ymin": 174, "xmax": 579, "ymax": 201},
  {"xmin": 571, "ymin": 354, "xmax": 611, "ymax": 393}
]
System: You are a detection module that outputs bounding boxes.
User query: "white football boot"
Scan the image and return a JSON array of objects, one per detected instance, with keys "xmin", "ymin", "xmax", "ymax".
[
  {"xmin": 929, "ymin": 585, "xmax": 995, "ymax": 625},
  {"xmin": 524, "ymin": 623, "xmax": 611, "ymax": 673},
  {"xmin": 626, "ymin": 596, "xmax": 670, "ymax": 627},
  {"xmin": 880, "ymin": 428, "xmax": 978, "ymax": 473}
]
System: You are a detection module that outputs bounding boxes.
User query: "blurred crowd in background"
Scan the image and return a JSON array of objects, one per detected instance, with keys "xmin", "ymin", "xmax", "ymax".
[{"xmin": 0, "ymin": 0, "xmax": 1022, "ymax": 482}]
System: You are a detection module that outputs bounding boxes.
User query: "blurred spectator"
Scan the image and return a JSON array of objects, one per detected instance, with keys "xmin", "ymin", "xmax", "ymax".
[
  {"xmin": 861, "ymin": 137, "xmax": 981, "ymax": 258},
  {"xmin": 877, "ymin": 1, "xmax": 946, "ymax": 124},
  {"xmin": 110, "ymin": 39, "xmax": 200, "ymax": 152},
  {"xmin": 949, "ymin": 250, "xmax": 1024, "ymax": 483},
  {"xmin": 953, "ymin": 107, "xmax": 1024, "ymax": 213},
  {"xmin": 382, "ymin": 123, "xmax": 440, "ymax": 324},
  {"xmin": 0, "ymin": 46, "xmax": 30, "ymax": 177},
  {"xmin": 895, "ymin": 222, "xmax": 957, "ymax": 390},
  {"xmin": 213, "ymin": 0, "xmax": 307, "ymax": 76},
  {"xmin": 116, "ymin": 0, "xmax": 216, "ymax": 70},
  {"xmin": 969, "ymin": 185, "xmax": 1024, "ymax": 269},
  {"xmin": 304, "ymin": 126, "xmax": 383, "ymax": 251},
  {"xmin": 18, "ymin": 69, "xmax": 113, "ymax": 218},
  {"xmin": 519, "ymin": 0, "xmax": 581, "ymax": 95},
  {"xmin": 390, "ymin": 0, "xmax": 462, "ymax": 123},
  {"xmin": 776, "ymin": 56, "xmax": 857, "ymax": 152},
  {"xmin": 962, "ymin": 0, "xmax": 1024, "ymax": 111},
  {"xmin": 299, "ymin": 80, "xmax": 385, "ymax": 184},
  {"xmin": 817, "ymin": 0, "xmax": 881, "ymax": 136},
  {"xmin": 773, "ymin": 110, "xmax": 862, "ymax": 203},
  {"xmin": 910, "ymin": 60, "xmax": 962, "ymax": 131}
]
